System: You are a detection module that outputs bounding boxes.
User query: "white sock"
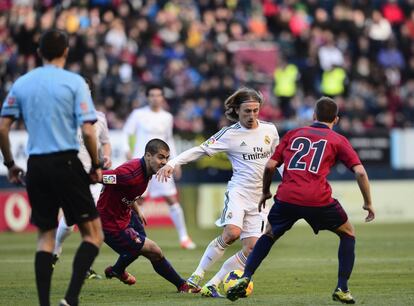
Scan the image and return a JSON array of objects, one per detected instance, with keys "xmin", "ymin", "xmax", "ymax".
[
  {"xmin": 54, "ymin": 217, "xmax": 74, "ymax": 256},
  {"xmin": 206, "ymin": 250, "xmax": 247, "ymax": 287},
  {"xmin": 169, "ymin": 202, "xmax": 189, "ymax": 242},
  {"xmin": 194, "ymin": 236, "xmax": 229, "ymax": 277}
]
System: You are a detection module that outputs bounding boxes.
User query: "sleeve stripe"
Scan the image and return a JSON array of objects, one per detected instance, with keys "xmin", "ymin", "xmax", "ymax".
[
  {"xmin": 213, "ymin": 123, "xmax": 241, "ymax": 141},
  {"xmin": 212, "ymin": 126, "xmax": 232, "ymax": 140}
]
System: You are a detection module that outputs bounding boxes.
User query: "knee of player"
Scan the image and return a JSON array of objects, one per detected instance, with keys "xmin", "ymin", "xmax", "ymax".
[
  {"xmin": 241, "ymin": 244, "xmax": 254, "ymax": 256},
  {"xmin": 86, "ymin": 229, "xmax": 104, "ymax": 247},
  {"xmin": 222, "ymin": 227, "xmax": 241, "ymax": 244},
  {"xmin": 146, "ymin": 241, "xmax": 164, "ymax": 259},
  {"xmin": 335, "ymin": 221, "xmax": 355, "ymax": 238},
  {"xmin": 96, "ymin": 230, "xmax": 104, "ymax": 246},
  {"xmin": 264, "ymin": 230, "xmax": 278, "ymax": 242},
  {"xmin": 148, "ymin": 250, "xmax": 164, "ymax": 262}
]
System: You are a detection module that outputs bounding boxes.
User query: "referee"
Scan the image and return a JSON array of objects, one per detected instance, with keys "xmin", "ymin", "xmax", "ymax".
[{"xmin": 0, "ymin": 29, "xmax": 104, "ymax": 306}]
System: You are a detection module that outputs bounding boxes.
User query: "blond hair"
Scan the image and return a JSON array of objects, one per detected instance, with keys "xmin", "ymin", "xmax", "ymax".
[{"xmin": 224, "ymin": 87, "xmax": 264, "ymax": 122}]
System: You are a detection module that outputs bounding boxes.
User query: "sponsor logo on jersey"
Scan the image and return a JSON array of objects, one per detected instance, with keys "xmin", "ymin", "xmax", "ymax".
[
  {"xmin": 103, "ymin": 174, "xmax": 116, "ymax": 184},
  {"xmin": 243, "ymin": 147, "xmax": 271, "ymax": 160},
  {"xmin": 226, "ymin": 212, "xmax": 233, "ymax": 220},
  {"xmin": 264, "ymin": 135, "xmax": 271, "ymax": 145},
  {"xmin": 240, "ymin": 141, "xmax": 247, "ymax": 146}
]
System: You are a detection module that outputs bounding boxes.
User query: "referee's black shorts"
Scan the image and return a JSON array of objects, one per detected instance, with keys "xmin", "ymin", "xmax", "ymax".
[{"xmin": 26, "ymin": 150, "xmax": 99, "ymax": 231}]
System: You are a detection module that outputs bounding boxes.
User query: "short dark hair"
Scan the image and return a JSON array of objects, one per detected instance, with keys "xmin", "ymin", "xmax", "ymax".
[
  {"xmin": 145, "ymin": 138, "xmax": 169, "ymax": 155},
  {"xmin": 145, "ymin": 84, "xmax": 164, "ymax": 97},
  {"xmin": 315, "ymin": 97, "xmax": 338, "ymax": 123},
  {"xmin": 39, "ymin": 29, "xmax": 68, "ymax": 61}
]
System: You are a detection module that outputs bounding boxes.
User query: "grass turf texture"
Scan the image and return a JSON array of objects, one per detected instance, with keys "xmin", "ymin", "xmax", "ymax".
[{"xmin": 0, "ymin": 223, "xmax": 413, "ymax": 306}]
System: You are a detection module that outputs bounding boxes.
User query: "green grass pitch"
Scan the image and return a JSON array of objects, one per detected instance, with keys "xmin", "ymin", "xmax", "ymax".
[{"xmin": 0, "ymin": 223, "xmax": 413, "ymax": 305}]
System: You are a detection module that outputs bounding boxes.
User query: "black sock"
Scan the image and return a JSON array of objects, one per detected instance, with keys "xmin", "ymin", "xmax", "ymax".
[
  {"xmin": 151, "ymin": 257, "xmax": 184, "ymax": 288},
  {"xmin": 243, "ymin": 235, "xmax": 275, "ymax": 279},
  {"xmin": 113, "ymin": 253, "xmax": 139, "ymax": 274},
  {"xmin": 65, "ymin": 242, "xmax": 99, "ymax": 306},
  {"xmin": 35, "ymin": 251, "xmax": 54, "ymax": 306},
  {"xmin": 337, "ymin": 234, "xmax": 355, "ymax": 291}
]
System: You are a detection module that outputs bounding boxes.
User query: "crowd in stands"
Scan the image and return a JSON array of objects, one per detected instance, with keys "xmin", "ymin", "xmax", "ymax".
[{"xmin": 1, "ymin": 0, "xmax": 414, "ymax": 137}]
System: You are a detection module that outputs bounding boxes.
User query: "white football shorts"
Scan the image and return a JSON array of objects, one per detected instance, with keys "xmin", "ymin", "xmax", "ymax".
[{"xmin": 215, "ymin": 188, "xmax": 269, "ymax": 239}]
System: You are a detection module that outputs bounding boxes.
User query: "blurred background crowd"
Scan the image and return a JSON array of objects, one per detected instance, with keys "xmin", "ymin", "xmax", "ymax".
[{"xmin": 1, "ymin": 0, "xmax": 414, "ymax": 137}]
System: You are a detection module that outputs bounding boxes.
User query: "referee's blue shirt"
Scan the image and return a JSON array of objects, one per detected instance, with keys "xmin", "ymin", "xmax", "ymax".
[{"xmin": 1, "ymin": 65, "xmax": 97, "ymax": 155}]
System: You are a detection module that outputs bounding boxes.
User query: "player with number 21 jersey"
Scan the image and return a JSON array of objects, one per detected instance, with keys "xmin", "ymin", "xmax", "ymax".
[{"xmin": 272, "ymin": 122, "xmax": 361, "ymax": 206}]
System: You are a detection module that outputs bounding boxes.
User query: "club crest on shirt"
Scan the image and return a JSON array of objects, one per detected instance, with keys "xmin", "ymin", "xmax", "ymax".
[
  {"xmin": 103, "ymin": 174, "xmax": 116, "ymax": 184},
  {"xmin": 264, "ymin": 135, "xmax": 271, "ymax": 145}
]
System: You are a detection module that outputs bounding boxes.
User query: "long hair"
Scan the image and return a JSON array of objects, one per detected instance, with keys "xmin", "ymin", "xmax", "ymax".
[{"xmin": 224, "ymin": 87, "xmax": 264, "ymax": 122}]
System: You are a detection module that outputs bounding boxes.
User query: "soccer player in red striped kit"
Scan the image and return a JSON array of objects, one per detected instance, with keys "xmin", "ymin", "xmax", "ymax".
[
  {"xmin": 97, "ymin": 138, "xmax": 199, "ymax": 293},
  {"xmin": 227, "ymin": 97, "xmax": 375, "ymax": 304}
]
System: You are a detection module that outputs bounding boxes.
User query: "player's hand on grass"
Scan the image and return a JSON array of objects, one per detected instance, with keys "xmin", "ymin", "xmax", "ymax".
[
  {"xmin": 363, "ymin": 203, "xmax": 375, "ymax": 222},
  {"xmin": 8, "ymin": 165, "xmax": 25, "ymax": 185},
  {"xmin": 156, "ymin": 165, "xmax": 174, "ymax": 182},
  {"xmin": 258, "ymin": 191, "xmax": 272, "ymax": 212}
]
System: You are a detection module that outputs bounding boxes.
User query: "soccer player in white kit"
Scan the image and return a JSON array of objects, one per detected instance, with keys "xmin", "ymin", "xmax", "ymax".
[
  {"xmin": 156, "ymin": 87, "xmax": 282, "ymax": 297},
  {"xmin": 123, "ymin": 84, "xmax": 196, "ymax": 249},
  {"xmin": 53, "ymin": 78, "xmax": 112, "ymax": 279}
]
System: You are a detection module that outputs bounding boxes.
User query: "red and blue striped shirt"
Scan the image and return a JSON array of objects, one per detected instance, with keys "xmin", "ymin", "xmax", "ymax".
[{"xmin": 97, "ymin": 158, "xmax": 149, "ymax": 231}]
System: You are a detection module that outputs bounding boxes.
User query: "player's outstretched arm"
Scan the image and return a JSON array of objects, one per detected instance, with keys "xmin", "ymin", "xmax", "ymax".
[
  {"xmin": 156, "ymin": 146, "xmax": 207, "ymax": 182},
  {"xmin": 259, "ymin": 159, "xmax": 279, "ymax": 212},
  {"xmin": 352, "ymin": 164, "xmax": 375, "ymax": 222}
]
